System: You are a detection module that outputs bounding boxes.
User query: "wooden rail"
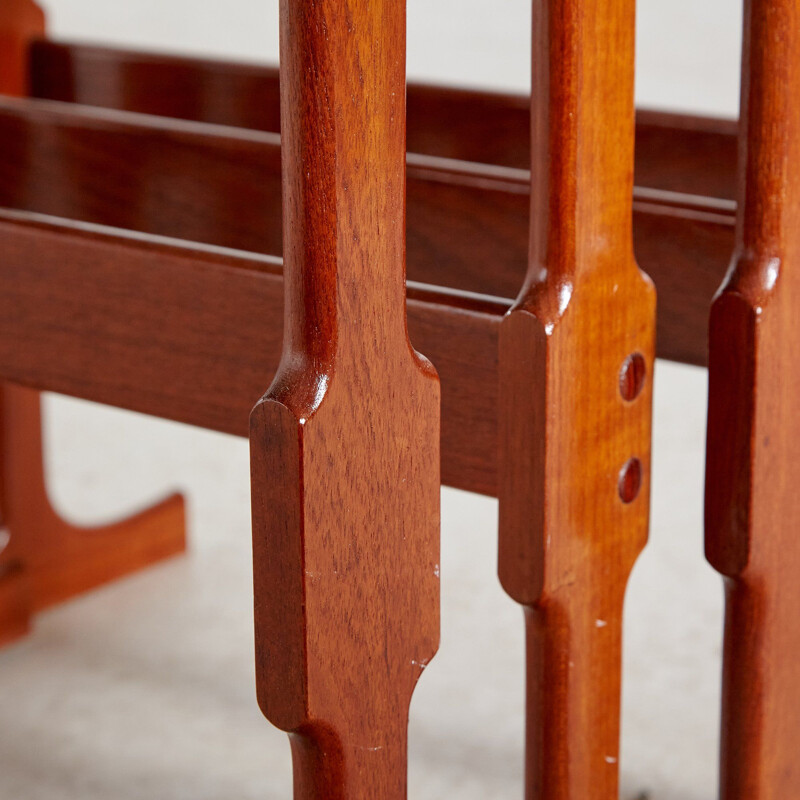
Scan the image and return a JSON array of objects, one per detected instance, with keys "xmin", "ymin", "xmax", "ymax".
[
  {"xmin": 0, "ymin": 2, "xmax": 186, "ymax": 647},
  {"xmin": 28, "ymin": 39, "xmax": 738, "ymax": 198},
  {"xmin": 0, "ymin": 210, "xmax": 503, "ymax": 496},
  {"xmin": 0, "ymin": 96, "xmax": 733, "ymax": 366}
]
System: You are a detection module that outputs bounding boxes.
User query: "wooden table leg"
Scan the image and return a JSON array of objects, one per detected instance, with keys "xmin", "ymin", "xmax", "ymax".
[
  {"xmin": 706, "ymin": 0, "xmax": 800, "ymax": 795},
  {"xmin": 249, "ymin": 2, "xmax": 440, "ymax": 797},
  {"xmin": 498, "ymin": 1, "xmax": 656, "ymax": 797},
  {"xmin": 1, "ymin": 385, "xmax": 186, "ymax": 617},
  {"xmin": 0, "ymin": 2, "xmax": 186, "ymax": 645},
  {"xmin": 0, "ymin": 0, "xmax": 47, "ymax": 645}
]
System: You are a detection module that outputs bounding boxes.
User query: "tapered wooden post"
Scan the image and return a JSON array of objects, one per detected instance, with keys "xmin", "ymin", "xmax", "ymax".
[
  {"xmin": 498, "ymin": 1, "xmax": 656, "ymax": 797},
  {"xmin": 705, "ymin": 0, "xmax": 800, "ymax": 796},
  {"xmin": 249, "ymin": 2, "xmax": 440, "ymax": 798}
]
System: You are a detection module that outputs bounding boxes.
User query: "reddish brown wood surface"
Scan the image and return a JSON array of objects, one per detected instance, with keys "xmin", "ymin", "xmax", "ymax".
[
  {"xmin": 498, "ymin": 1, "xmax": 655, "ymax": 797},
  {"xmin": 634, "ymin": 111, "xmax": 737, "ymax": 199},
  {"xmin": 21, "ymin": 39, "xmax": 743, "ymax": 368},
  {"xmin": 0, "ymin": 386, "xmax": 185, "ymax": 615},
  {"xmin": 249, "ymin": 2, "xmax": 439, "ymax": 796},
  {"xmin": 0, "ymin": 5, "xmax": 186, "ymax": 645},
  {"xmin": 0, "ymin": 198, "xmax": 732, "ymax": 498},
  {"xmin": 28, "ymin": 38, "xmax": 739, "ymax": 198},
  {"xmin": 705, "ymin": 0, "xmax": 800, "ymax": 795},
  {"xmin": 0, "ymin": 0, "xmax": 42, "ymax": 96},
  {"xmin": 0, "ymin": 106, "xmax": 736, "ymax": 500},
  {"xmin": 0, "ymin": 0, "xmax": 46, "ymax": 644},
  {"xmin": 0, "ymin": 95, "xmax": 733, "ymax": 366},
  {"xmin": 0, "ymin": 98, "xmax": 284, "ymax": 255},
  {"xmin": 0, "ymin": 210, "xmax": 500, "ymax": 496}
]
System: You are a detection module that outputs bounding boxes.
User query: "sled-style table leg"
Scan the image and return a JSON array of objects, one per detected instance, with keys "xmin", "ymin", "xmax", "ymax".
[{"xmin": 0, "ymin": 3, "xmax": 186, "ymax": 644}]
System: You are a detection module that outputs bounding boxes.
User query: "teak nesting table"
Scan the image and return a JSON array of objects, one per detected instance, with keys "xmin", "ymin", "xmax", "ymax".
[{"xmin": 0, "ymin": 0, "xmax": 797, "ymax": 797}]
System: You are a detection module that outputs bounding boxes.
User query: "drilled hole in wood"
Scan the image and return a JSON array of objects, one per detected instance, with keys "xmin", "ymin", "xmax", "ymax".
[
  {"xmin": 619, "ymin": 352, "xmax": 646, "ymax": 401},
  {"xmin": 618, "ymin": 458, "xmax": 642, "ymax": 503}
]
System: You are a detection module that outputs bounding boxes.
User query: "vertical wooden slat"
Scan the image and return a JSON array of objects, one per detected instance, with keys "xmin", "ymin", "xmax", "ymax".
[
  {"xmin": 705, "ymin": 0, "xmax": 800, "ymax": 796},
  {"xmin": 498, "ymin": 0, "xmax": 656, "ymax": 797},
  {"xmin": 0, "ymin": 0, "xmax": 42, "ymax": 94},
  {"xmin": 249, "ymin": 2, "xmax": 439, "ymax": 798}
]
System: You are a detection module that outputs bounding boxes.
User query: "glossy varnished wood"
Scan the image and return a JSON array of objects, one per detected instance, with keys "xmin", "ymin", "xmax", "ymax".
[
  {"xmin": 0, "ymin": 96, "xmax": 733, "ymax": 366},
  {"xmin": 0, "ymin": 6, "xmax": 187, "ymax": 644},
  {"xmin": 1, "ymin": 386, "xmax": 185, "ymax": 613},
  {"xmin": 0, "ymin": 0, "xmax": 47, "ymax": 644},
  {"xmin": 0, "ymin": 8, "xmax": 785, "ymax": 795},
  {"xmin": 634, "ymin": 111, "xmax": 737, "ymax": 199},
  {"xmin": 22, "ymin": 40, "xmax": 742, "ymax": 369},
  {"xmin": 0, "ymin": 211, "xmax": 499, "ymax": 496},
  {"xmin": 0, "ymin": 0, "xmax": 42, "ymax": 96},
  {"xmin": 28, "ymin": 38, "xmax": 739, "ymax": 197},
  {"xmin": 249, "ymin": 2, "xmax": 438, "ymax": 796},
  {"xmin": 705, "ymin": 0, "xmax": 800, "ymax": 795},
  {"xmin": 498, "ymin": 1, "xmax": 655, "ymax": 797},
  {"xmin": 0, "ymin": 98, "xmax": 284, "ymax": 255}
]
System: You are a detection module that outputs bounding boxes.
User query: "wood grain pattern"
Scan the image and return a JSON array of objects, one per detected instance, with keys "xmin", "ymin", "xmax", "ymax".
[
  {"xmin": 0, "ymin": 0, "xmax": 46, "ymax": 644},
  {"xmin": 634, "ymin": 111, "xmax": 737, "ymax": 199},
  {"xmin": 498, "ymin": 1, "xmax": 655, "ymax": 797},
  {"xmin": 0, "ymin": 202, "xmax": 732, "ymax": 500},
  {"xmin": 28, "ymin": 38, "xmax": 739, "ymax": 197},
  {"xmin": 0, "ymin": 7, "xmax": 187, "ymax": 644},
  {"xmin": 22, "ymin": 40, "xmax": 741, "ymax": 369},
  {"xmin": 249, "ymin": 3, "xmax": 439, "ymax": 796},
  {"xmin": 1, "ymin": 385, "xmax": 186, "ymax": 612},
  {"xmin": 0, "ymin": 96, "xmax": 733, "ymax": 366},
  {"xmin": 705, "ymin": 0, "xmax": 800, "ymax": 795},
  {"xmin": 0, "ymin": 210, "xmax": 499, "ymax": 496},
  {"xmin": 0, "ymin": 111, "xmax": 735, "ymax": 499},
  {"xmin": 21, "ymin": 40, "xmax": 746, "ymax": 371}
]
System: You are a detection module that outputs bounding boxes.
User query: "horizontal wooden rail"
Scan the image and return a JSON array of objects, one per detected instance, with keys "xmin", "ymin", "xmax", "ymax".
[
  {"xmin": 0, "ymin": 210, "xmax": 503, "ymax": 496},
  {"xmin": 0, "ymin": 97, "xmax": 733, "ymax": 366},
  {"xmin": 28, "ymin": 39, "xmax": 738, "ymax": 199}
]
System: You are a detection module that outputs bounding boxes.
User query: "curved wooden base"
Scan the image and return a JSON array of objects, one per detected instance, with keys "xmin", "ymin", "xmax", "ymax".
[{"xmin": 0, "ymin": 385, "xmax": 186, "ymax": 645}]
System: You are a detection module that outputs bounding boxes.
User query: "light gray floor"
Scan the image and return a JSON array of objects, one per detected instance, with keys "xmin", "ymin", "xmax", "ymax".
[{"xmin": 0, "ymin": 2, "xmax": 738, "ymax": 797}]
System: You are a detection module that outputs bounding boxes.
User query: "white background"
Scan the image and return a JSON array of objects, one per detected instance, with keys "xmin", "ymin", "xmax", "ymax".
[{"xmin": 42, "ymin": 0, "xmax": 743, "ymax": 114}]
